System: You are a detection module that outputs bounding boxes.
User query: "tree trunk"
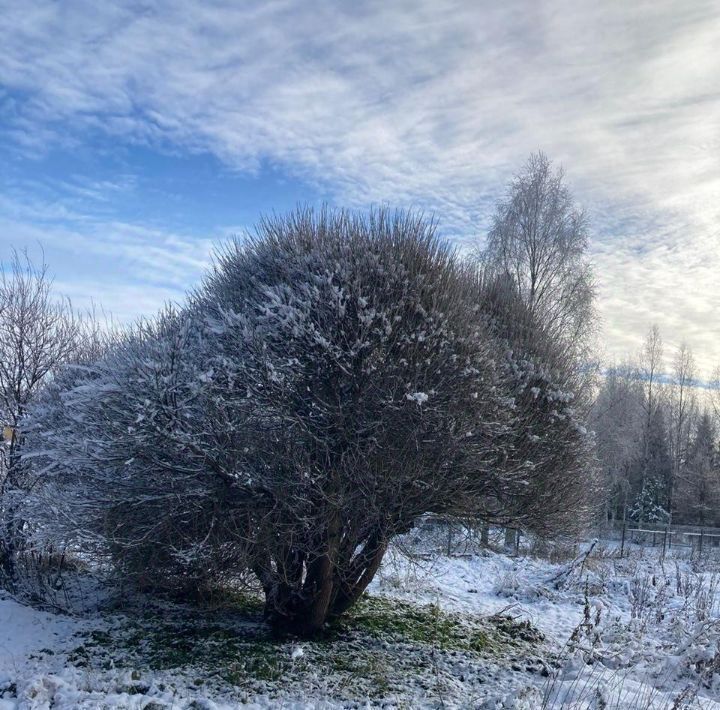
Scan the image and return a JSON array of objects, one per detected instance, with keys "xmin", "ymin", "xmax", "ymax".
[
  {"xmin": 0, "ymin": 438, "xmax": 22, "ymax": 589},
  {"xmin": 504, "ymin": 526, "xmax": 516, "ymax": 550},
  {"xmin": 265, "ymin": 512, "xmax": 342, "ymax": 637},
  {"xmin": 0, "ymin": 490, "xmax": 20, "ymax": 590},
  {"xmin": 0, "ymin": 518, "xmax": 18, "ymax": 589},
  {"xmin": 264, "ymin": 561, "xmax": 336, "ymax": 637},
  {"xmin": 0, "ymin": 546, "xmax": 14, "ymax": 588},
  {"xmin": 330, "ymin": 535, "xmax": 387, "ymax": 618},
  {"xmin": 480, "ymin": 523, "xmax": 489, "ymax": 547}
]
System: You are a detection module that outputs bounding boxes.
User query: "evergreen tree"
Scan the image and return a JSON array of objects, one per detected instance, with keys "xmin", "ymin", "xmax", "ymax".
[
  {"xmin": 630, "ymin": 406, "xmax": 671, "ymax": 523},
  {"xmin": 678, "ymin": 412, "xmax": 719, "ymax": 526}
]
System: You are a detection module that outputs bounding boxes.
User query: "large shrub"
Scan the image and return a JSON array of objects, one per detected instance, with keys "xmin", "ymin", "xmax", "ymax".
[{"xmin": 27, "ymin": 208, "xmax": 594, "ymax": 635}]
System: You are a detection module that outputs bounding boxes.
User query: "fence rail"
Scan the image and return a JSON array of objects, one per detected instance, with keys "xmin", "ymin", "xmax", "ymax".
[
  {"xmin": 411, "ymin": 515, "xmax": 720, "ymax": 560},
  {"xmin": 598, "ymin": 521, "xmax": 720, "ymax": 559}
]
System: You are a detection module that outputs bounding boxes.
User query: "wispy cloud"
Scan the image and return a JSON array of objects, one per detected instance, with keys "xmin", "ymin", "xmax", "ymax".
[
  {"xmin": 1, "ymin": 0, "xmax": 720, "ymax": 371},
  {"xmin": 0, "ymin": 188, "xmax": 217, "ymax": 321}
]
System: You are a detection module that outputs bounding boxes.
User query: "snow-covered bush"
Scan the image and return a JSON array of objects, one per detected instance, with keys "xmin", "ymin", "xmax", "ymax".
[
  {"xmin": 477, "ymin": 272, "xmax": 599, "ymax": 537},
  {"xmin": 26, "ymin": 208, "xmax": 595, "ymax": 635},
  {"xmin": 25, "ymin": 307, "xmax": 252, "ymax": 596}
]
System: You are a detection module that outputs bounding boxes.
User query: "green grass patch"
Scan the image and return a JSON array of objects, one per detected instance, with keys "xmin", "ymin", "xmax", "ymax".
[
  {"xmin": 341, "ymin": 595, "xmax": 491, "ymax": 652},
  {"xmin": 61, "ymin": 592, "xmax": 545, "ymax": 699}
]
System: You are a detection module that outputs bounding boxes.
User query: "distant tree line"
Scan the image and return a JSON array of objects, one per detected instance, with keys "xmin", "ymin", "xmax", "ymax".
[{"xmin": 593, "ymin": 326, "xmax": 720, "ymax": 527}]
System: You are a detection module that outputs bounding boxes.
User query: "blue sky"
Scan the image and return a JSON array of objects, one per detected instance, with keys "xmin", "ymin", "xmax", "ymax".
[{"xmin": 1, "ymin": 0, "xmax": 720, "ymax": 373}]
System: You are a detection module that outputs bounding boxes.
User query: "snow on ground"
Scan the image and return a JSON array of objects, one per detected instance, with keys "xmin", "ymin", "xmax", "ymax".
[
  {"xmin": 0, "ymin": 593, "xmax": 80, "ymax": 671},
  {"xmin": 1, "ymin": 534, "xmax": 719, "ymax": 708},
  {"xmin": 373, "ymin": 530, "xmax": 720, "ymax": 708},
  {"xmin": 371, "ymin": 546, "xmax": 589, "ymax": 643}
]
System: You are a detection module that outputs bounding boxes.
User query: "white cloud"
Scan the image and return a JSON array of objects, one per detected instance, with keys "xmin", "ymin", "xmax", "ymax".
[
  {"xmin": 0, "ymin": 190, "xmax": 218, "ymax": 322},
  {"xmin": 1, "ymin": 0, "xmax": 720, "ymax": 371}
]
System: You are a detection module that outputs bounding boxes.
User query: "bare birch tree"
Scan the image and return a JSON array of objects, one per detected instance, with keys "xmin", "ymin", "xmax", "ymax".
[
  {"xmin": 0, "ymin": 251, "xmax": 79, "ymax": 584},
  {"xmin": 481, "ymin": 152, "xmax": 595, "ymax": 355},
  {"xmin": 667, "ymin": 343, "xmax": 698, "ymax": 522}
]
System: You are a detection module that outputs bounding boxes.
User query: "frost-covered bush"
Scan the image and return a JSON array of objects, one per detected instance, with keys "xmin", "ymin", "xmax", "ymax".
[
  {"xmin": 477, "ymin": 273, "xmax": 599, "ymax": 536},
  {"xmin": 193, "ymin": 208, "xmax": 515, "ymax": 633},
  {"xmin": 26, "ymin": 208, "xmax": 595, "ymax": 635},
  {"xmin": 25, "ymin": 307, "xmax": 252, "ymax": 596}
]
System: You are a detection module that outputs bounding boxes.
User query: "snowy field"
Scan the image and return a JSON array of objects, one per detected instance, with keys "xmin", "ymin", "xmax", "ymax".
[{"xmin": 0, "ymin": 534, "xmax": 718, "ymax": 709}]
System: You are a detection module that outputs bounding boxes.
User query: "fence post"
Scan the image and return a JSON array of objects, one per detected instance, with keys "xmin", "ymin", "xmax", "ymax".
[
  {"xmin": 504, "ymin": 526, "xmax": 515, "ymax": 552},
  {"xmin": 480, "ymin": 523, "xmax": 489, "ymax": 547},
  {"xmin": 700, "ymin": 528, "xmax": 704, "ymax": 555},
  {"xmin": 620, "ymin": 522, "xmax": 626, "ymax": 559},
  {"xmin": 447, "ymin": 524, "xmax": 453, "ymax": 556},
  {"xmin": 515, "ymin": 529, "xmax": 520, "ymax": 556},
  {"xmin": 662, "ymin": 526, "xmax": 668, "ymax": 561}
]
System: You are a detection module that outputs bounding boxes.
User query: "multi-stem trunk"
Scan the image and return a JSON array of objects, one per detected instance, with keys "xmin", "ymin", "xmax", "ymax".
[
  {"xmin": 261, "ymin": 525, "xmax": 389, "ymax": 637},
  {"xmin": 263, "ymin": 510, "xmax": 341, "ymax": 637}
]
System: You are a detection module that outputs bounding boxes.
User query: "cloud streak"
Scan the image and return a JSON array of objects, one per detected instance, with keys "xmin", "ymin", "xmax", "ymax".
[{"xmin": 0, "ymin": 188, "xmax": 217, "ymax": 322}]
